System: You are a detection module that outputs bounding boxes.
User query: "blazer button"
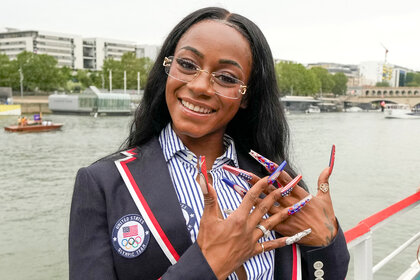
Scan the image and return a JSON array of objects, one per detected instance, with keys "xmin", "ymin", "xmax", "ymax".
[
  {"xmin": 314, "ymin": 269, "xmax": 324, "ymax": 278},
  {"xmin": 315, "ymin": 278, "xmax": 324, "ymax": 280},
  {"xmin": 313, "ymin": 261, "xmax": 324, "ymax": 270}
]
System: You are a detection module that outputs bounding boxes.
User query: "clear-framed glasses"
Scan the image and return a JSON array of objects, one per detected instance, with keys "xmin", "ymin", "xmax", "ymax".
[{"xmin": 163, "ymin": 56, "xmax": 247, "ymax": 99}]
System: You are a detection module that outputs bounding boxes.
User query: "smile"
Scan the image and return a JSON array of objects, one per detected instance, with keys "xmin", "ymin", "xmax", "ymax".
[{"xmin": 180, "ymin": 99, "xmax": 214, "ymax": 114}]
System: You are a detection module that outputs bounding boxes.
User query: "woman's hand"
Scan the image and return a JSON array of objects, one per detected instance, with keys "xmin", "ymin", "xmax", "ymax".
[
  {"xmin": 225, "ymin": 145, "xmax": 338, "ymax": 247},
  {"xmin": 196, "ymin": 156, "xmax": 301, "ymax": 280}
]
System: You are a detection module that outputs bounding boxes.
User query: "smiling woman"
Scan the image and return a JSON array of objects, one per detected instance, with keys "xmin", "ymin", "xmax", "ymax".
[{"xmin": 69, "ymin": 6, "xmax": 350, "ymax": 280}]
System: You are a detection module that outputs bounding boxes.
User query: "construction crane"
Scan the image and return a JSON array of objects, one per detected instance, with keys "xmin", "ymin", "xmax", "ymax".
[
  {"xmin": 380, "ymin": 43, "xmax": 389, "ymax": 65},
  {"xmin": 380, "ymin": 43, "xmax": 392, "ymax": 82}
]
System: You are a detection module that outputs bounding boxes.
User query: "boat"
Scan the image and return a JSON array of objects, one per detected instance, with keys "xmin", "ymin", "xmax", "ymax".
[
  {"xmin": 4, "ymin": 122, "xmax": 63, "ymax": 132},
  {"xmin": 305, "ymin": 105, "xmax": 321, "ymax": 113},
  {"xmin": 384, "ymin": 104, "xmax": 420, "ymax": 119}
]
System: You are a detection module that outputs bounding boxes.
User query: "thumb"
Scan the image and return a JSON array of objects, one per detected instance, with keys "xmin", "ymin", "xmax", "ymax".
[{"xmin": 198, "ymin": 156, "xmax": 219, "ymax": 219}]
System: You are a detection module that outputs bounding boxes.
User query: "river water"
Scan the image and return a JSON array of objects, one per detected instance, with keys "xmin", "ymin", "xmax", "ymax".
[{"xmin": 0, "ymin": 112, "xmax": 419, "ymax": 279}]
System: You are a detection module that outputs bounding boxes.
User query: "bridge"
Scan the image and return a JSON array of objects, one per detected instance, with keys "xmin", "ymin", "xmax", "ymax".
[{"xmin": 342, "ymin": 87, "xmax": 420, "ymax": 107}]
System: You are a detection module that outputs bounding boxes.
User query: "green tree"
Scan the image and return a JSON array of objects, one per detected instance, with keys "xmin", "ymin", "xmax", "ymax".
[
  {"xmin": 275, "ymin": 62, "xmax": 319, "ymax": 96},
  {"xmin": 375, "ymin": 81, "xmax": 390, "ymax": 87},
  {"xmin": 331, "ymin": 73, "xmax": 348, "ymax": 95},
  {"xmin": 309, "ymin": 67, "xmax": 334, "ymax": 94}
]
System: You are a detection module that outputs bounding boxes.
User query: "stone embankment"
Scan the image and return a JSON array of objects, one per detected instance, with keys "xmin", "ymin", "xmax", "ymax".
[{"xmin": 13, "ymin": 96, "xmax": 51, "ymax": 114}]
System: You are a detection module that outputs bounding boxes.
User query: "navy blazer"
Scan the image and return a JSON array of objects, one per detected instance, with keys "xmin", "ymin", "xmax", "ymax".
[{"xmin": 69, "ymin": 137, "xmax": 349, "ymax": 279}]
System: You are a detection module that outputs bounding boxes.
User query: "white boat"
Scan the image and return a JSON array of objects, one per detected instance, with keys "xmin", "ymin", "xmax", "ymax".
[
  {"xmin": 305, "ymin": 105, "xmax": 321, "ymax": 113},
  {"xmin": 384, "ymin": 104, "xmax": 420, "ymax": 119}
]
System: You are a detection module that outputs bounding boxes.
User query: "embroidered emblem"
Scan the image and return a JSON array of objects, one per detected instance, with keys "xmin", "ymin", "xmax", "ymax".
[
  {"xmin": 111, "ymin": 214, "xmax": 150, "ymax": 258},
  {"xmin": 180, "ymin": 203, "xmax": 197, "ymax": 232}
]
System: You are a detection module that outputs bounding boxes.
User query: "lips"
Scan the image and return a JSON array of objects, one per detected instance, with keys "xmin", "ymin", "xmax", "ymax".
[{"xmin": 180, "ymin": 99, "xmax": 214, "ymax": 114}]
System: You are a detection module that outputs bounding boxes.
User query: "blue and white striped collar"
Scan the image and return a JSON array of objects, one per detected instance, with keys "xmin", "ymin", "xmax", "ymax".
[{"xmin": 159, "ymin": 123, "xmax": 239, "ymax": 169}]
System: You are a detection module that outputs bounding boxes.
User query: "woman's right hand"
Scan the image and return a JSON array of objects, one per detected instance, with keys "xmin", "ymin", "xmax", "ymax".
[{"xmin": 196, "ymin": 175, "xmax": 292, "ymax": 280}]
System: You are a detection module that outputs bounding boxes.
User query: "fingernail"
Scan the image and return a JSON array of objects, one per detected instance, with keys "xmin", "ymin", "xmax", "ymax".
[
  {"xmin": 267, "ymin": 161, "xmax": 287, "ymax": 185},
  {"xmin": 222, "ymin": 164, "xmax": 253, "ymax": 182},
  {"xmin": 288, "ymin": 194, "xmax": 312, "ymax": 215},
  {"xmin": 329, "ymin": 145, "xmax": 335, "ymax": 175},
  {"xmin": 249, "ymin": 150, "xmax": 278, "ymax": 173},
  {"xmin": 285, "ymin": 228, "xmax": 312, "ymax": 245},
  {"xmin": 198, "ymin": 156, "xmax": 209, "ymax": 194},
  {"xmin": 222, "ymin": 178, "xmax": 247, "ymax": 198},
  {"xmin": 280, "ymin": 174, "xmax": 302, "ymax": 197}
]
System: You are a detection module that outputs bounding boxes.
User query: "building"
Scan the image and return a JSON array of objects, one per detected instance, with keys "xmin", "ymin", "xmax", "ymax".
[
  {"xmin": 359, "ymin": 61, "xmax": 414, "ymax": 87},
  {"xmin": 307, "ymin": 62, "xmax": 361, "ymax": 87},
  {"xmin": 0, "ymin": 28, "xmax": 83, "ymax": 69},
  {"xmin": 0, "ymin": 27, "xmax": 160, "ymax": 70}
]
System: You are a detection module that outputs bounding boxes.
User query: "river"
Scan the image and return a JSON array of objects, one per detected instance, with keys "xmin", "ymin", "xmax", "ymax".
[{"xmin": 0, "ymin": 112, "xmax": 419, "ymax": 279}]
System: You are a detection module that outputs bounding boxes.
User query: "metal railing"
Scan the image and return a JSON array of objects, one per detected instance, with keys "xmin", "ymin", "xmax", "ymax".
[{"xmin": 344, "ymin": 192, "xmax": 420, "ymax": 280}]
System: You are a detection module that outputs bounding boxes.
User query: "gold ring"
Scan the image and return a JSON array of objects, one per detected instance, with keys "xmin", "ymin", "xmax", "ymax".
[
  {"xmin": 318, "ymin": 183, "xmax": 329, "ymax": 193},
  {"xmin": 261, "ymin": 243, "xmax": 265, "ymax": 254}
]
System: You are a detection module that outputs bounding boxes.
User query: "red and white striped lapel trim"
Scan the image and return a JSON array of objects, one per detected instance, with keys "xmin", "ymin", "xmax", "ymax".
[
  {"xmin": 292, "ymin": 243, "xmax": 302, "ymax": 280},
  {"xmin": 115, "ymin": 148, "xmax": 180, "ymax": 265}
]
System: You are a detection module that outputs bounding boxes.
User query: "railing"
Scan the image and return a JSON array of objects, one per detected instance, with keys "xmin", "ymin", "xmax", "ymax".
[{"xmin": 344, "ymin": 192, "xmax": 420, "ymax": 280}]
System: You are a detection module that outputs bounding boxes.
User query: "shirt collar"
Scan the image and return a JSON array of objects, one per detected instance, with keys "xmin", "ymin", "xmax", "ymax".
[{"xmin": 159, "ymin": 123, "xmax": 239, "ymax": 168}]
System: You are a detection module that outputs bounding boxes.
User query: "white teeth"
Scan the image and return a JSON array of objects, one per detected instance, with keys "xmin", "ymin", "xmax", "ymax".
[{"xmin": 181, "ymin": 100, "xmax": 212, "ymax": 114}]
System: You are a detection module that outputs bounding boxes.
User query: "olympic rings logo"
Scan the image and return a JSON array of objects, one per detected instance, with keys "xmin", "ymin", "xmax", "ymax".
[{"xmin": 121, "ymin": 236, "xmax": 142, "ymax": 250}]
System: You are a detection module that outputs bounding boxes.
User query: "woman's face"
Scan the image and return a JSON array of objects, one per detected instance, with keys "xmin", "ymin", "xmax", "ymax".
[{"xmin": 165, "ymin": 20, "xmax": 252, "ymax": 143}]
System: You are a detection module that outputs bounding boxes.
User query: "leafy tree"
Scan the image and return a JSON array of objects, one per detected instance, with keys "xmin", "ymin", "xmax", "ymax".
[
  {"xmin": 309, "ymin": 67, "xmax": 334, "ymax": 93},
  {"xmin": 331, "ymin": 72, "xmax": 348, "ymax": 95},
  {"xmin": 275, "ymin": 62, "xmax": 319, "ymax": 96},
  {"xmin": 0, "ymin": 54, "xmax": 12, "ymax": 87}
]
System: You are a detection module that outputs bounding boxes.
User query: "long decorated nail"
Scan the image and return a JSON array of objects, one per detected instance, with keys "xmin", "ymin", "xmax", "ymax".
[
  {"xmin": 329, "ymin": 145, "xmax": 335, "ymax": 175},
  {"xmin": 288, "ymin": 194, "xmax": 312, "ymax": 215},
  {"xmin": 280, "ymin": 174, "xmax": 302, "ymax": 197},
  {"xmin": 249, "ymin": 150, "xmax": 278, "ymax": 173},
  {"xmin": 222, "ymin": 165, "xmax": 253, "ymax": 182},
  {"xmin": 267, "ymin": 161, "xmax": 287, "ymax": 185},
  {"xmin": 198, "ymin": 156, "xmax": 210, "ymax": 195},
  {"xmin": 286, "ymin": 228, "xmax": 312, "ymax": 245},
  {"xmin": 222, "ymin": 178, "xmax": 248, "ymax": 198}
]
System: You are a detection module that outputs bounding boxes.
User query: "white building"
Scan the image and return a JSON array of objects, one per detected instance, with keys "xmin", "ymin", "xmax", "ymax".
[
  {"xmin": 359, "ymin": 61, "xmax": 414, "ymax": 87},
  {"xmin": 0, "ymin": 28, "xmax": 160, "ymax": 70},
  {"xmin": 0, "ymin": 28, "xmax": 83, "ymax": 68}
]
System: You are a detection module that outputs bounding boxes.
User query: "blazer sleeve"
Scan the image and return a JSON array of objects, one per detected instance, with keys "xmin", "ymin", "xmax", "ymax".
[
  {"xmin": 69, "ymin": 167, "xmax": 117, "ymax": 280},
  {"xmin": 299, "ymin": 222, "xmax": 350, "ymax": 280}
]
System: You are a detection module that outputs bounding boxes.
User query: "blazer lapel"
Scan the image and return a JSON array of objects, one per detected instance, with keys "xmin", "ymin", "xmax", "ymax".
[{"xmin": 122, "ymin": 137, "xmax": 192, "ymax": 261}]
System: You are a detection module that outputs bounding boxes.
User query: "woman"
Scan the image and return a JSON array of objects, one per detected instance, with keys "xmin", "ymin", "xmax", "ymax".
[{"xmin": 69, "ymin": 7, "xmax": 349, "ymax": 280}]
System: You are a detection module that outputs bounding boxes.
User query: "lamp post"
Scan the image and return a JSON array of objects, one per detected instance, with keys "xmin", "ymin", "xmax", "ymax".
[
  {"xmin": 137, "ymin": 72, "xmax": 140, "ymax": 95},
  {"xmin": 109, "ymin": 70, "xmax": 112, "ymax": 93},
  {"xmin": 19, "ymin": 67, "xmax": 24, "ymax": 98}
]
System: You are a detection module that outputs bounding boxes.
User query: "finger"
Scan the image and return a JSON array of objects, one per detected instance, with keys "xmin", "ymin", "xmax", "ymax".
[
  {"xmin": 222, "ymin": 164, "xmax": 261, "ymax": 185},
  {"xmin": 236, "ymin": 176, "xmax": 268, "ymax": 215},
  {"xmin": 317, "ymin": 167, "xmax": 331, "ymax": 197},
  {"xmin": 199, "ymin": 156, "xmax": 219, "ymax": 219}
]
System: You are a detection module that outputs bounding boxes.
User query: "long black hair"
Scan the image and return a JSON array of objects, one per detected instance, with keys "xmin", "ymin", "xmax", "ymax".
[{"xmin": 122, "ymin": 7, "xmax": 302, "ymax": 184}]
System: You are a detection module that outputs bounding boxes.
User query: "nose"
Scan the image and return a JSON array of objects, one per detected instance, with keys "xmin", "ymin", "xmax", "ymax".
[{"xmin": 187, "ymin": 69, "xmax": 216, "ymax": 96}]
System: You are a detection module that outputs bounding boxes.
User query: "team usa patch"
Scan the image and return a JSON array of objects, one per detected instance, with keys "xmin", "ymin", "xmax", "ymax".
[
  {"xmin": 111, "ymin": 214, "xmax": 150, "ymax": 258},
  {"xmin": 180, "ymin": 203, "xmax": 197, "ymax": 232}
]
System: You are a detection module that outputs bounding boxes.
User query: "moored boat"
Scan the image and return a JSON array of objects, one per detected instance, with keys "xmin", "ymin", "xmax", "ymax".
[{"xmin": 384, "ymin": 104, "xmax": 420, "ymax": 119}]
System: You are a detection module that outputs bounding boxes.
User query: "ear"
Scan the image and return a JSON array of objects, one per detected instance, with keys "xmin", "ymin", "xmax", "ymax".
[{"xmin": 240, "ymin": 96, "xmax": 248, "ymax": 109}]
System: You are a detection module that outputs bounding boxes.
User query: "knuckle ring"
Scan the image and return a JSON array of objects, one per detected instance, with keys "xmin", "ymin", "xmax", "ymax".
[
  {"xmin": 318, "ymin": 183, "xmax": 329, "ymax": 193},
  {"xmin": 260, "ymin": 242, "xmax": 265, "ymax": 254},
  {"xmin": 256, "ymin": 224, "xmax": 271, "ymax": 238}
]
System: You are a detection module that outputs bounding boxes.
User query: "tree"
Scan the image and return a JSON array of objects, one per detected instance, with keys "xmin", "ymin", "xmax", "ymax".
[
  {"xmin": 309, "ymin": 67, "xmax": 334, "ymax": 94},
  {"xmin": 375, "ymin": 81, "xmax": 390, "ymax": 87},
  {"xmin": 0, "ymin": 54, "xmax": 12, "ymax": 87},
  {"xmin": 331, "ymin": 73, "xmax": 348, "ymax": 95},
  {"xmin": 275, "ymin": 62, "xmax": 319, "ymax": 96}
]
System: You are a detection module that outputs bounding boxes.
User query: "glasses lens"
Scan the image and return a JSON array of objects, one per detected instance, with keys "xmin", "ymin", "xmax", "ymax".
[{"xmin": 163, "ymin": 56, "xmax": 246, "ymax": 99}]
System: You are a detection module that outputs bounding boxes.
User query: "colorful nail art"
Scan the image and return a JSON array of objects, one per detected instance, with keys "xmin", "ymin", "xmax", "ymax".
[
  {"xmin": 287, "ymin": 194, "xmax": 312, "ymax": 215},
  {"xmin": 222, "ymin": 165, "xmax": 253, "ymax": 182},
  {"xmin": 329, "ymin": 145, "xmax": 335, "ymax": 175},
  {"xmin": 249, "ymin": 150, "xmax": 278, "ymax": 173},
  {"xmin": 280, "ymin": 174, "xmax": 302, "ymax": 197},
  {"xmin": 222, "ymin": 178, "xmax": 248, "ymax": 198},
  {"xmin": 198, "ymin": 156, "xmax": 210, "ymax": 194},
  {"xmin": 285, "ymin": 228, "xmax": 312, "ymax": 245},
  {"xmin": 267, "ymin": 161, "xmax": 287, "ymax": 185}
]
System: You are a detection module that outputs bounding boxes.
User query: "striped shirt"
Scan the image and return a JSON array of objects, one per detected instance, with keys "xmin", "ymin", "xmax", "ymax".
[{"xmin": 159, "ymin": 123, "xmax": 275, "ymax": 280}]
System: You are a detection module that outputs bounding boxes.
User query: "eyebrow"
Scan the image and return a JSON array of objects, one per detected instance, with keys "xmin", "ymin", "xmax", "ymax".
[{"xmin": 180, "ymin": 46, "xmax": 243, "ymax": 70}]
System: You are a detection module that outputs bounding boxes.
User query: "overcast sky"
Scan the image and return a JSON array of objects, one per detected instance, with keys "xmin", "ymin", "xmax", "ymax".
[{"xmin": 2, "ymin": 0, "xmax": 420, "ymax": 70}]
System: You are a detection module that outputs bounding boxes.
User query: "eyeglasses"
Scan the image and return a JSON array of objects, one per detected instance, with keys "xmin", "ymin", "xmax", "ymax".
[{"xmin": 163, "ymin": 56, "xmax": 247, "ymax": 99}]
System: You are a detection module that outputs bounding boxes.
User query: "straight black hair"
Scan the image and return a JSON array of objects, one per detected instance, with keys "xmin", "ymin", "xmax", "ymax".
[{"xmin": 122, "ymin": 7, "xmax": 304, "ymax": 187}]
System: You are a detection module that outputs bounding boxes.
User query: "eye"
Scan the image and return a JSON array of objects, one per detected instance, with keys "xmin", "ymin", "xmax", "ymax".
[
  {"xmin": 213, "ymin": 72, "xmax": 240, "ymax": 86},
  {"xmin": 175, "ymin": 58, "xmax": 198, "ymax": 73}
]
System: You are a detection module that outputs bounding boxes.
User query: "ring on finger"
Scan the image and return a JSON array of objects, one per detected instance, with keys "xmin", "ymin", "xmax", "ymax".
[
  {"xmin": 256, "ymin": 224, "xmax": 270, "ymax": 238},
  {"xmin": 260, "ymin": 243, "xmax": 265, "ymax": 254},
  {"xmin": 318, "ymin": 183, "xmax": 329, "ymax": 193}
]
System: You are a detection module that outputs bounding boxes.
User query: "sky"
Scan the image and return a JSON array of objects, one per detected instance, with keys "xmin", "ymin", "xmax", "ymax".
[{"xmin": 1, "ymin": 0, "xmax": 420, "ymax": 71}]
